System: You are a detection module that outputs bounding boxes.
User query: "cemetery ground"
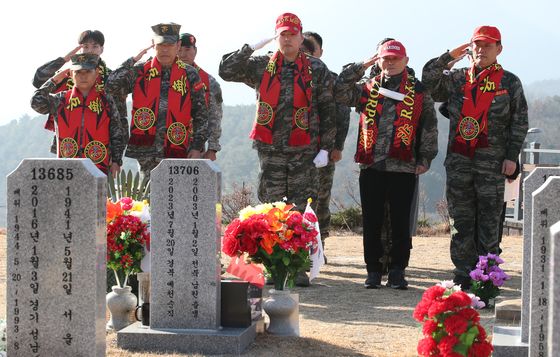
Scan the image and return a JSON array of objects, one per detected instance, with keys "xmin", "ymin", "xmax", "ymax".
[{"xmin": 0, "ymin": 228, "xmax": 523, "ymax": 357}]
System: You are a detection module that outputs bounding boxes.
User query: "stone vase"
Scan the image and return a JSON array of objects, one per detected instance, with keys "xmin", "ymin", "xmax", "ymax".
[
  {"xmin": 262, "ymin": 289, "xmax": 299, "ymax": 336},
  {"xmin": 106, "ymin": 285, "xmax": 137, "ymax": 331}
]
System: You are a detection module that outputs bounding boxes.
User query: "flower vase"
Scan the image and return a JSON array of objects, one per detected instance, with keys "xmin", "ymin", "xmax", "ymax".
[
  {"xmin": 263, "ymin": 289, "xmax": 299, "ymax": 336},
  {"xmin": 106, "ymin": 285, "xmax": 137, "ymax": 331}
]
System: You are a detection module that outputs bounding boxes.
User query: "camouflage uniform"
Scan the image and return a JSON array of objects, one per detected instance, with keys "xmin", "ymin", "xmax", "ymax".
[
  {"xmin": 422, "ymin": 51, "xmax": 528, "ymax": 279},
  {"xmin": 32, "ymin": 57, "xmax": 129, "ymax": 153},
  {"xmin": 219, "ymin": 44, "xmax": 336, "ymax": 210},
  {"xmin": 105, "ymin": 58, "xmax": 208, "ymax": 180},
  {"xmin": 316, "ymin": 71, "xmax": 351, "ymax": 238},
  {"xmin": 206, "ymin": 74, "xmax": 224, "ymax": 153},
  {"xmin": 30, "ymin": 78, "xmax": 126, "ymax": 167},
  {"xmin": 335, "ymin": 62, "xmax": 438, "ymax": 274}
]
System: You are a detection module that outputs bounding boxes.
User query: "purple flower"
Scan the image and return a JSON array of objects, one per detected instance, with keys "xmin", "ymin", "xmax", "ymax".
[
  {"xmin": 487, "ymin": 253, "xmax": 505, "ymax": 264},
  {"xmin": 468, "ymin": 293, "xmax": 486, "ymax": 309},
  {"xmin": 470, "ymin": 268, "xmax": 489, "ymax": 282},
  {"xmin": 476, "ymin": 256, "xmax": 489, "ymax": 270},
  {"xmin": 489, "ymin": 270, "xmax": 509, "ymax": 287}
]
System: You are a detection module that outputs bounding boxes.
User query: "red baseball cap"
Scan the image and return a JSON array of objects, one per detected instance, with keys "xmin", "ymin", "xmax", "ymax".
[
  {"xmin": 471, "ymin": 26, "xmax": 501, "ymax": 43},
  {"xmin": 275, "ymin": 13, "xmax": 302, "ymax": 35},
  {"xmin": 378, "ymin": 40, "xmax": 407, "ymax": 58}
]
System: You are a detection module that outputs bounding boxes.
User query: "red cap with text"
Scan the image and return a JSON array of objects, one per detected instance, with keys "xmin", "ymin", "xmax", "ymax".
[
  {"xmin": 378, "ymin": 40, "xmax": 407, "ymax": 58},
  {"xmin": 275, "ymin": 13, "xmax": 302, "ymax": 35},
  {"xmin": 471, "ymin": 26, "xmax": 501, "ymax": 43}
]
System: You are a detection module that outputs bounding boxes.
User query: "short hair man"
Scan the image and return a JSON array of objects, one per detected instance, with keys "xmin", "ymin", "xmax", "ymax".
[
  {"xmin": 219, "ymin": 13, "xmax": 336, "ymax": 211},
  {"xmin": 31, "ymin": 53, "xmax": 126, "ymax": 176},
  {"xmin": 336, "ymin": 40, "xmax": 438, "ymax": 289},
  {"xmin": 303, "ymin": 31, "xmax": 351, "ymax": 260},
  {"xmin": 32, "ymin": 30, "xmax": 129, "ymax": 152},
  {"xmin": 178, "ymin": 33, "xmax": 224, "ymax": 161},
  {"xmin": 105, "ymin": 23, "xmax": 208, "ymax": 180},
  {"xmin": 422, "ymin": 26, "xmax": 528, "ymax": 289}
]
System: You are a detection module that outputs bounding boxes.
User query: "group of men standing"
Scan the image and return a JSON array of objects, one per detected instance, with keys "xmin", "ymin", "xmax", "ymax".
[{"xmin": 30, "ymin": 13, "xmax": 528, "ymax": 291}]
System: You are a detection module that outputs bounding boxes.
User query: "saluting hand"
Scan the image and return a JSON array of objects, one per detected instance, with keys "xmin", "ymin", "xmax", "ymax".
[
  {"xmin": 63, "ymin": 45, "xmax": 83, "ymax": 62},
  {"xmin": 250, "ymin": 36, "xmax": 277, "ymax": 51},
  {"xmin": 449, "ymin": 43, "xmax": 470, "ymax": 60},
  {"xmin": 133, "ymin": 44, "xmax": 154, "ymax": 63},
  {"xmin": 362, "ymin": 54, "xmax": 378, "ymax": 70},
  {"xmin": 52, "ymin": 68, "xmax": 70, "ymax": 84}
]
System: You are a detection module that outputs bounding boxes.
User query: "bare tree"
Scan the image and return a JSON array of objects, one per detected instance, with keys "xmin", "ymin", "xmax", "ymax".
[{"xmin": 221, "ymin": 182, "xmax": 256, "ymax": 224}]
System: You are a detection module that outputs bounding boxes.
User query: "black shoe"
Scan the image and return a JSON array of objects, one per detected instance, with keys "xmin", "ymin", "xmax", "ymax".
[
  {"xmin": 386, "ymin": 269, "xmax": 408, "ymax": 290},
  {"xmin": 295, "ymin": 271, "xmax": 310, "ymax": 287},
  {"xmin": 365, "ymin": 272, "xmax": 382, "ymax": 289},
  {"xmin": 453, "ymin": 275, "xmax": 472, "ymax": 291}
]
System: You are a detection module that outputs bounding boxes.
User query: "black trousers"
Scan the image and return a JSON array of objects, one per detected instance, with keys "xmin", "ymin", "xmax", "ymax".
[{"xmin": 359, "ymin": 168, "xmax": 416, "ymax": 273}]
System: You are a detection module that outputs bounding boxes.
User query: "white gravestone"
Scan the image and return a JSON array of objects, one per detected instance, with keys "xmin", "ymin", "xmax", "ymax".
[
  {"xmin": 529, "ymin": 177, "xmax": 560, "ymax": 357},
  {"xmin": 521, "ymin": 167, "xmax": 560, "ymax": 342},
  {"xmin": 548, "ymin": 221, "xmax": 560, "ymax": 357},
  {"xmin": 7, "ymin": 159, "xmax": 106, "ymax": 357}
]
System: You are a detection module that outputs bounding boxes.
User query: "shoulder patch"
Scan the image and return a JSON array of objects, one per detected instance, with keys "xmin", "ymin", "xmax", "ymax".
[{"xmin": 194, "ymin": 81, "xmax": 205, "ymax": 91}]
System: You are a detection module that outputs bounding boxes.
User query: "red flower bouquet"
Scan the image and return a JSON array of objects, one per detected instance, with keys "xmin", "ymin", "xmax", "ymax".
[
  {"xmin": 106, "ymin": 197, "xmax": 150, "ymax": 287},
  {"xmin": 413, "ymin": 282, "xmax": 493, "ymax": 357},
  {"xmin": 222, "ymin": 201, "xmax": 319, "ymax": 290}
]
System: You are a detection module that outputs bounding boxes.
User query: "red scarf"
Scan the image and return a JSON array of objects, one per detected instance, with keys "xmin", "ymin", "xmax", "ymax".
[
  {"xmin": 130, "ymin": 57, "xmax": 193, "ymax": 158},
  {"xmin": 452, "ymin": 63, "xmax": 504, "ymax": 158},
  {"xmin": 193, "ymin": 62, "xmax": 210, "ymax": 106},
  {"xmin": 355, "ymin": 73, "xmax": 424, "ymax": 165},
  {"xmin": 45, "ymin": 61, "xmax": 109, "ymax": 132},
  {"xmin": 252, "ymin": 51, "xmax": 313, "ymax": 146},
  {"xmin": 57, "ymin": 87, "xmax": 111, "ymax": 173}
]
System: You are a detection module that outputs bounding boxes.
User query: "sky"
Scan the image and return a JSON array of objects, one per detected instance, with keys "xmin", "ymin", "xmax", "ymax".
[{"xmin": 1, "ymin": 0, "xmax": 558, "ymax": 126}]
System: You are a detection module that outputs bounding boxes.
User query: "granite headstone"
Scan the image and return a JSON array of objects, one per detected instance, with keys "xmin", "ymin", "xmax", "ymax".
[
  {"xmin": 529, "ymin": 177, "xmax": 560, "ymax": 356},
  {"xmin": 521, "ymin": 167, "xmax": 560, "ymax": 342},
  {"xmin": 149, "ymin": 159, "xmax": 222, "ymax": 329},
  {"xmin": 548, "ymin": 221, "xmax": 560, "ymax": 357},
  {"xmin": 7, "ymin": 159, "xmax": 106, "ymax": 357}
]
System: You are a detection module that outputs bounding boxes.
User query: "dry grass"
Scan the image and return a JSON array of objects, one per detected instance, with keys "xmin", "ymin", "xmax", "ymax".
[{"xmin": 0, "ymin": 231, "xmax": 523, "ymax": 357}]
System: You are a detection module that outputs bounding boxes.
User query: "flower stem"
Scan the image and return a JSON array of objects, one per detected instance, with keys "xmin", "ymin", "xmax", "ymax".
[{"xmin": 113, "ymin": 269, "xmax": 121, "ymax": 288}]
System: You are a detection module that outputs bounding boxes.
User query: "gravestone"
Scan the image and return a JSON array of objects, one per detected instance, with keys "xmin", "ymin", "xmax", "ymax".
[
  {"xmin": 7, "ymin": 159, "xmax": 106, "ymax": 357},
  {"xmin": 521, "ymin": 167, "xmax": 560, "ymax": 342},
  {"xmin": 117, "ymin": 159, "xmax": 256, "ymax": 354},
  {"xmin": 529, "ymin": 177, "xmax": 560, "ymax": 356},
  {"xmin": 548, "ymin": 221, "xmax": 560, "ymax": 357}
]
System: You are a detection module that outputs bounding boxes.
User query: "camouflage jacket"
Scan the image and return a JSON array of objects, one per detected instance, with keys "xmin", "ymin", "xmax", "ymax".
[
  {"xmin": 219, "ymin": 44, "xmax": 336, "ymax": 154},
  {"xmin": 207, "ymin": 73, "xmax": 224, "ymax": 152},
  {"xmin": 105, "ymin": 57, "xmax": 208, "ymax": 159},
  {"xmin": 30, "ymin": 79, "xmax": 126, "ymax": 165},
  {"xmin": 32, "ymin": 56, "xmax": 129, "ymax": 144},
  {"xmin": 422, "ymin": 52, "xmax": 528, "ymax": 168},
  {"xmin": 335, "ymin": 62, "xmax": 438, "ymax": 173},
  {"xmin": 330, "ymin": 71, "xmax": 351, "ymax": 151}
]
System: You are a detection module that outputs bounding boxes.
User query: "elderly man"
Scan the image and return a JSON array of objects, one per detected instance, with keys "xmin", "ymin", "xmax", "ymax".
[
  {"xmin": 422, "ymin": 26, "xmax": 528, "ymax": 289},
  {"xmin": 31, "ymin": 53, "xmax": 126, "ymax": 176},
  {"xmin": 178, "ymin": 33, "xmax": 223, "ymax": 161},
  {"xmin": 106, "ymin": 23, "xmax": 208, "ymax": 179},
  {"xmin": 335, "ymin": 40, "xmax": 438, "ymax": 289},
  {"xmin": 219, "ymin": 13, "xmax": 335, "ymax": 211}
]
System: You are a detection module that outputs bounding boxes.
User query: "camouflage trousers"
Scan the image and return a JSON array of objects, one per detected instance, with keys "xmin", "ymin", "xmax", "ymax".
[
  {"xmin": 257, "ymin": 150, "xmax": 318, "ymax": 212},
  {"xmin": 137, "ymin": 157, "xmax": 162, "ymax": 182},
  {"xmin": 316, "ymin": 161, "xmax": 335, "ymax": 240},
  {"xmin": 446, "ymin": 164, "xmax": 504, "ymax": 278}
]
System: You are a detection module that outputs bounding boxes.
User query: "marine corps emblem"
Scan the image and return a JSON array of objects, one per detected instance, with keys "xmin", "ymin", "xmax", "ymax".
[
  {"xmin": 133, "ymin": 107, "xmax": 156, "ymax": 130},
  {"xmin": 59, "ymin": 138, "xmax": 78, "ymax": 158},
  {"xmin": 294, "ymin": 107, "xmax": 309, "ymax": 130},
  {"xmin": 167, "ymin": 122, "xmax": 187, "ymax": 145},
  {"xmin": 459, "ymin": 116, "xmax": 480, "ymax": 140},
  {"xmin": 256, "ymin": 102, "xmax": 273, "ymax": 125},
  {"xmin": 359, "ymin": 128, "xmax": 376, "ymax": 149},
  {"xmin": 84, "ymin": 140, "xmax": 107, "ymax": 164}
]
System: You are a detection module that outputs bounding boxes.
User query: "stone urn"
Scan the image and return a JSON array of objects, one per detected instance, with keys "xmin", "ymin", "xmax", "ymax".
[
  {"xmin": 106, "ymin": 285, "xmax": 137, "ymax": 331},
  {"xmin": 262, "ymin": 289, "xmax": 299, "ymax": 336}
]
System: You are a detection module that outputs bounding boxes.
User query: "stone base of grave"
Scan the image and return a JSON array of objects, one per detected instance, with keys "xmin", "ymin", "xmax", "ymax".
[
  {"xmin": 492, "ymin": 325, "xmax": 528, "ymax": 357},
  {"xmin": 117, "ymin": 322, "xmax": 257, "ymax": 355}
]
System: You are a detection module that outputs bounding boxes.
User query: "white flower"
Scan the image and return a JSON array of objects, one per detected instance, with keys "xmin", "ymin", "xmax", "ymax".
[
  {"xmin": 467, "ymin": 293, "xmax": 486, "ymax": 309},
  {"xmin": 437, "ymin": 280, "xmax": 456, "ymax": 289}
]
